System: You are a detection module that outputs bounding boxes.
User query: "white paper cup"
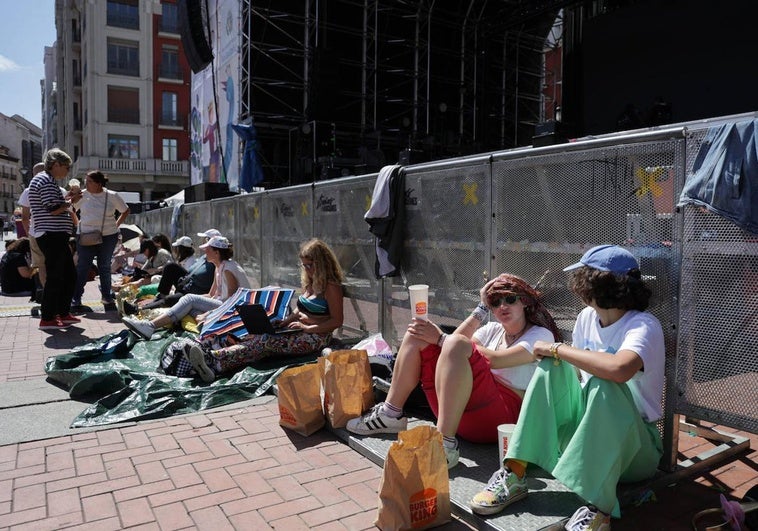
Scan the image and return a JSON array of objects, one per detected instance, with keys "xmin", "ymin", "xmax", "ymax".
[
  {"xmin": 408, "ymin": 284, "xmax": 429, "ymax": 320},
  {"xmin": 497, "ymin": 423, "xmax": 516, "ymax": 466}
]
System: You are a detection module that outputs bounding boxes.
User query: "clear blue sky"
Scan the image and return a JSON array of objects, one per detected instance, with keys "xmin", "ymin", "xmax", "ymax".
[{"xmin": 0, "ymin": 0, "xmax": 55, "ymax": 127}]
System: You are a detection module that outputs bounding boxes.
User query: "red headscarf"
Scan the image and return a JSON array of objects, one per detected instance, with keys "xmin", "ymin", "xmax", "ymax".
[{"xmin": 486, "ymin": 273, "xmax": 562, "ymax": 341}]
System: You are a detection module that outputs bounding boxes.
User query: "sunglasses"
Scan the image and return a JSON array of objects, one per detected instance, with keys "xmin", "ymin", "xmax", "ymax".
[{"xmin": 489, "ymin": 294, "xmax": 520, "ymax": 308}]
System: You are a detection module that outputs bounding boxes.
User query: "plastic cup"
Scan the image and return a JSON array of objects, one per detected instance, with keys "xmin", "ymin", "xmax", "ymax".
[
  {"xmin": 408, "ymin": 284, "xmax": 429, "ymax": 320},
  {"xmin": 497, "ymin": 423, "xmax": 516, "ymax": 466}
]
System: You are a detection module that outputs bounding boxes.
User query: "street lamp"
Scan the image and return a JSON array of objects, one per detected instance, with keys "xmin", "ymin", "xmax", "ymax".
[{"xmin": 19, "ymin": 167, "xmax": 29, "ymax": 186}]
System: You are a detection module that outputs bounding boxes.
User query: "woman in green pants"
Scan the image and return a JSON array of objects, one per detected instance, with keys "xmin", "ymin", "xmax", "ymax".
[{"xmin": 469, "ymin": 245, "xmax": 665, "ymax": 531}]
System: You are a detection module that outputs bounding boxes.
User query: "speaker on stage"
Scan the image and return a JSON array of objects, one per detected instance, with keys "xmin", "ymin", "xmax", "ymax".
[
  {"xmin": 184, "ymin": 182, "xmax": 235, "ymax": 204},
  {"xmin": 178, "ymin": 0, "xmax": 213, "ymax": 73}
]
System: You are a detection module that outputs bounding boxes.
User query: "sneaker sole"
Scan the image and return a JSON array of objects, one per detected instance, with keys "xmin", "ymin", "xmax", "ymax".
[
  {"xmin": 469, "ymin": 490, "xmax": 528, "ymax": 516},
  {"xmin": 188, "ymin": 346, "xmax": 215, "ymax": 383},
  {"xmin": 123, "ymin": 320, "xmax": 152, "ymax": 340},
  {"xmin": 345, "ymin": 422, "xmax": 407, "ymax": 436},
  {"xmin": 39, "ymin": 324, "xmax": 71, "ymax": 330}
]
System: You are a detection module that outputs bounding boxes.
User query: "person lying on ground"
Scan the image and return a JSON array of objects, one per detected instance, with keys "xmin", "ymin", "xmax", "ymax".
[
  {"xmin": 186, "ymin": 238, "xmax": 345, "ymax": 383},
  {"xmin": 346, "ymin": 273, "xmax": 562, "ymax": 469},
  {"xmin": 122, "ymin": 235, "xmax": 250, "ymax": 340},
  {"xmin": 468, "ymin": 245, "xmax": 665, "ymax": 531}
]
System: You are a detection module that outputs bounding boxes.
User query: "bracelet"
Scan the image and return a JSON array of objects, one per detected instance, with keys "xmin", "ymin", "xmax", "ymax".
[
  {"xmin": 549, "ymin": 342, "xmax": 562, "ymax": 365},
  {"xmin": 471, "ymin": 302, "xmax": 489, "ymax": 322},
  {"xmin": 437, "ymin": 333, "xmax": 448, "ymax": 347}
]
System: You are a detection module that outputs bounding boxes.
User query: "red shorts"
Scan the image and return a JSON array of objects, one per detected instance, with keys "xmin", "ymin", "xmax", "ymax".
[{"xmin": 419, "ymin": 343, "xmax": 522, "ymax": 443}]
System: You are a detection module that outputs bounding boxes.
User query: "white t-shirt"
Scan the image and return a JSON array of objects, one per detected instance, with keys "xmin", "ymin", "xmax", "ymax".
[
  {"xmin": 75, "ymin": 189, "xmax": 129, "ymax": 236},
  {"xmin": 572, "ymin": 307, "xmax": 665, "ymax": 422},
  {"xmin": 474, "ymin": 322, "xmax": 555, "ymax": 391},
  {"xmin": 215, "ymin": 259, "xmax": 251, "ymax": 300}
]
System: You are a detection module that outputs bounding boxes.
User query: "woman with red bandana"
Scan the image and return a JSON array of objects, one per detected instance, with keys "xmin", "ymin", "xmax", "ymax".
[{"xmin": 346, "ymin": 274, "xmax": 561, "ymax": 468}]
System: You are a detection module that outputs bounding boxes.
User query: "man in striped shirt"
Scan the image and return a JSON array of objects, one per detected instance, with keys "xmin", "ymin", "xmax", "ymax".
[{"xmin": 28, "ymin": 148, "xmax": 81, "ymax": 330}]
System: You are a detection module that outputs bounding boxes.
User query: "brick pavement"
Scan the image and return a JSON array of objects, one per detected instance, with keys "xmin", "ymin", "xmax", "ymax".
[
  {"xmin": 0, "ymin": 278, "xmax": 755, "ymax": 529},
  {"xmin": 0, "ymin": 282, "xmax": 474, "ymax": 530}
]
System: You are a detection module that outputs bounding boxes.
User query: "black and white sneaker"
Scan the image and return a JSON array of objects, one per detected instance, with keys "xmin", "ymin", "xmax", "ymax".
[{"xmin": 346, "ymin": 403, "xmax": 408, "ymax": 435}]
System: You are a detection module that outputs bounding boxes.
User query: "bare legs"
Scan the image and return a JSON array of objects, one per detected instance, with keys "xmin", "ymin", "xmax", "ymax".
[{"xmin": 387, "ymin": 330, "xmax": 474, "ymax": 439}]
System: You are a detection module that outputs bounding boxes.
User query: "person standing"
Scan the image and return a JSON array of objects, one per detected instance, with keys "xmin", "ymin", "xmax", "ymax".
[
  {"xmin": 27, "ymin": 148, "xmax": 80, "ymax": 329},
  {"xmin": 18, "ymin": 163, "xmax": 47, "ymax": 295},
  {"xmin": 71, "ymin": 170, "xmax": 130, "ymax": 309}
]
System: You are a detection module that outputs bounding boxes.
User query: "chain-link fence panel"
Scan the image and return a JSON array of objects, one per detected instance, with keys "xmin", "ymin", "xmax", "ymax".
[
  {"xmin": 313, "ymin": 176, "xmax": 377, "ymax": 337},
  {"xmin": 676, "ymin": 126, "xmax": 758, "ymax": 433},
  {"xmin": 235, "ymin": 193, "xmax": 263, "ymax": 287},
  {"xmin": 260, "ymin": 185, "xmax": 313, "ymax": 289}
]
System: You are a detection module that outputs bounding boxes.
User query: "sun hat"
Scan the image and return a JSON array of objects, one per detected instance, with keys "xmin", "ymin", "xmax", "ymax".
[
  {"xmin": 171, "ymin": 236, "xmax": 193, "ymax": 247},
  {"xmin": 199, "ymin": 235, "xmax": 230, "ymax": 249},
  {"xmin": 197, "ymin": 228, "xmax": 222, "ymax": 238},
  {"xmin": 563, "ymin": 245, "xmax": 639, "ymax": 275}
]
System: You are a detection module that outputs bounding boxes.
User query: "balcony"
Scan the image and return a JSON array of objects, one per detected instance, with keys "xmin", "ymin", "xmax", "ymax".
[
  {"xmin": 107, "ymin": 13, "xmax": 139, "ymax": 30},
  {"xmin": 72, "ymin": 157, "xmax": 188, "ymax": 178}
]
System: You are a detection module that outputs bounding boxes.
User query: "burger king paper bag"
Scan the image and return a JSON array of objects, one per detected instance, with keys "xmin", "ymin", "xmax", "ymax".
[
  {"xmin": 276, "ymin": 363, "xmax": 325, "ymax": 436},
  {"xmin": 375, "ymin": 425, "xmax": 451, "ymax": 530}
]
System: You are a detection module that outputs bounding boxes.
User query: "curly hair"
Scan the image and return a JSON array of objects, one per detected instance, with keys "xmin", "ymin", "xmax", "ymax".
[
  {"xmin": 299, "ymin": 238, "xmax": 344, "ymax": 294},
  {"xmin": 486, "ymin": 273, "xmax": 562, "ymax": 341},
  {"xmin": 569, "ymin": 267, "xmax": 652, "ymax": 311}
]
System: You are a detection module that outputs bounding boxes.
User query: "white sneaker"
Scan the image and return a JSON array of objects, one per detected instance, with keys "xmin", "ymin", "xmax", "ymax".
[
  {"xmin": 346, "ymin": 403, "xmax": 408, "ymax": 435},
  {"xmin": 188, "ymin": 345, "xmax": 215, "ymax": 383},
  {"xmin": 444, "ymin": 444, "xmax": 460, "ymax": 469},
  {"xmin": 564, "ymin": 505, "xmax": 611, "ymax": 531},
  {"xmin": 122, "ymin": 317, "xmax": 155, "ymax": 340}
]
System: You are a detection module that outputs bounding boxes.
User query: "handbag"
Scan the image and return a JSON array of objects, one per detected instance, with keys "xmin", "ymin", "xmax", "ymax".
[
  {"xmin": 78, "ymin": 193, "xmax": 109, "ymax": 246},
  {"xmin": 375, "ymin": 425, "xmax": 451, "ymax": 530}
]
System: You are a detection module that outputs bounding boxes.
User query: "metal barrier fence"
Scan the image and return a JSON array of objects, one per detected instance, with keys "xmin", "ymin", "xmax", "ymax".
[{"xmin": 134, "ymin": 120, "xmax": 757, "ymax": 470}]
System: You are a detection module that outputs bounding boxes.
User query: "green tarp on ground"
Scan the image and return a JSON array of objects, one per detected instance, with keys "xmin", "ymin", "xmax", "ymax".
[{"xmin": 44, "ymin": 329, "xmax": 317, "ymax": 428}]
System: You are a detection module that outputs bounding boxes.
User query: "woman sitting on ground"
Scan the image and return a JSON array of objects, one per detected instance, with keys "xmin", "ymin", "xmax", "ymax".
[
  {"xmin": 468, "ymin": 245, "xmax": 665, "ymax": 531},
  {"xmin": 187, "ymin": 238, "xmax": 345, "ymax": 383},
  {"xmin": 122, "ymin": 235, "xmax": 249, "ymax": 339},
  {"xmin": 346, "ymin": 273, "xmax": 561, "ymax": 468},
  {"xmin": 0, "ymin": 237, "xmax": 37, "ymax": 295}
]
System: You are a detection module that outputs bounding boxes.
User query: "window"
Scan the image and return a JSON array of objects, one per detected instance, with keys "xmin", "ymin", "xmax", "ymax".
[
  {"xmin": 108, "ymin": 135, "xmax": 139, "ymax": 159},
  {"xmin": 160, "ymin": 2, "xmax": 179, "ymax": 33},
  {"xmin": 161, "ymin": 92, "xmax": 179, "ymax": 126},
  {"xmin": 107, "ymin": 40, "xmax": 139, "ymax": 77},
  {"xmin": 162, "ymin": 138, "xmax": 178, "ymax": 161},
  {"xmin": 107, "ymin": 0, "xmax": 139, "ymax": 30},
  {"xmin": 107, "ymin": 86, "xmax": 140, "ymax": 124},
  {"xmin": 159, "ymin": 46, "xmax": 181, "ymax": 80}
]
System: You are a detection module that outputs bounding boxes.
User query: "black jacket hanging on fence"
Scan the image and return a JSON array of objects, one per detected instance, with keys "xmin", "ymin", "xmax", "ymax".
[
  {"xmin": 365, "ymin": 164, "xmax": 405, "ymax": 278},
  {"xmin": 678, "ymin": 118, "xmax": 758, "ymax": 234}
]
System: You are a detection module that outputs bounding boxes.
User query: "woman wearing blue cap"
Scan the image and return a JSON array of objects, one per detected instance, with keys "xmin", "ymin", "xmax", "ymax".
[{"xmin": 469, "ymin": 245, "xmax": 665, "ymax": 531}]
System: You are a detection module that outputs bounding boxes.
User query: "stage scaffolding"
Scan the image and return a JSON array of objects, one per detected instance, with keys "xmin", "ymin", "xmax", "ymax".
[{"xmin": 237, "ymin": 0, "xmax": 578, "ymax": 186}]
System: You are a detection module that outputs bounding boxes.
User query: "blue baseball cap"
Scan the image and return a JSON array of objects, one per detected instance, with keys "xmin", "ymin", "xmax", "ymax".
[{"xmin": 563, "ymin": 245, "xmax": 639, "ymax": 275}]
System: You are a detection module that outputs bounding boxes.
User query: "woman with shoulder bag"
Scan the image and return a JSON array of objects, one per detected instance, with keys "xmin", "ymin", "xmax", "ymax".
[{"xmin": 72, "ymin": 170, "xmax": 130, "ymax": 309}]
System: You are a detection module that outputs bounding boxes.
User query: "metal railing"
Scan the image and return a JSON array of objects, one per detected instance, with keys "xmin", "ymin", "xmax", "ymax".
[{"xmin": 134, "ymin": 116, "xmax": 757, "ymax": 472}]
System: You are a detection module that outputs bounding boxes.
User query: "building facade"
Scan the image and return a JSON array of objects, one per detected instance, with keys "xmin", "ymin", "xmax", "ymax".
[
  {"xmin": 0, "ymin": 114, "xmax": 43, "ymax": 227},
  {"xmin": 52, "ymin": 0, "xmax": 191, "ymax": 201}
]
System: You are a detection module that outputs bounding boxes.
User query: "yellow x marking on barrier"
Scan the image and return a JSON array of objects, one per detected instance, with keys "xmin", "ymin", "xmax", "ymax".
[
  {"xmin": 253, "ymin": 205, "xmax": 260, "ymax": 220},
  {"xmin": 635, "ymin": 166, "xmax": 664, "ymax": 197},
  {"xmin": 301, "ymin": 201, "xmax": 309, "ymax": 216},
  {"xmin": 365, "ymin": 194, "xmax": 372, "ymax": 212},
  {"xmin": 463, "ymin": 182, "xmax": 479, "ymax": 205}
]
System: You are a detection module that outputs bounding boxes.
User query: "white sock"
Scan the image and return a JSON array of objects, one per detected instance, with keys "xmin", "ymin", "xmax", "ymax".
[
  {"xmin": 381, "ymin": 401, "xmax": 403, "ymax": 418},
  {"xmin": 442, "ymin": 435, "xmax": 458, "ymax": 450}
]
